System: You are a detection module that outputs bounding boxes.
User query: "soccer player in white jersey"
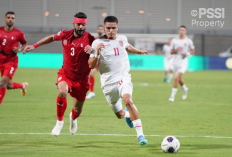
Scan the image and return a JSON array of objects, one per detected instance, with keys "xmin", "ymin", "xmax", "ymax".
[
  {"xmin": 168, "ymin": 25, "xmax": 195, "ymax": 102},
  {"xmin": 88, "ymin": 16, "xmax": 148, "ymax": 146},
  {"xmin": 162, "ymin": 38, "xmax": 174, "ymax": 84}
]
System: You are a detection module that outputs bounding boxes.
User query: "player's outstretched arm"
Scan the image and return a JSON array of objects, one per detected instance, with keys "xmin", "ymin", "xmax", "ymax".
[
  {"xmin": 23, "ymin": 34, "xmax": 55, "ymax": 54},
  {"xmin": 126, "ymin": 44, "xmax": 148, "ymax": 55},
  {"xmin": 88, "ymin": 43, "xmax": 104, "ymax": 69}
]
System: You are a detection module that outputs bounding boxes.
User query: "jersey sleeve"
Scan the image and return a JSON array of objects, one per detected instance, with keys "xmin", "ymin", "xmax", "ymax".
[
  {"xmin": 90, "ymin": 39, "xmax": 100, "ymax": 58},
  {"xmin": 162, "ymin": 45, "xmax": 166, "ymax": 53},
  {"xmin": 170, "ymin": 39, "xmax": 175, "ymax": 50},
  {"xmin": 53, "ymin": 30, "xmax": 65, "ymax": 41},
  {"xmin": 122, "ymin": 35, "xmax": 130, "ymax": 48},
  {"xmin": 19, "ymin": 32, "xmax": 27, "ymax": 45},
  {"xmin": 189, "ymin": 39, "xmax": 195, "ymax": 50}
]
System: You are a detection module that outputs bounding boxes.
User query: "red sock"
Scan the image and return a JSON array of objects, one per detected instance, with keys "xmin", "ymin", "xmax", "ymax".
[
  {"xmin": 0, "ymin": 88, "xmax": 6, "ymax": 104},
  {"xmin": 90, "ymin": 76, "xmax": 95, "ymax": 92},
  {"xmin": 13, "ymin": 82, "xmax": 24, "ymax": 89},
  {"xmin": 56, "ymin": 96, "xmax": 67, "ymax": 121},
  {"xmin": 71, "ymin": 108, "xmax": 82, "ymax": 120}
]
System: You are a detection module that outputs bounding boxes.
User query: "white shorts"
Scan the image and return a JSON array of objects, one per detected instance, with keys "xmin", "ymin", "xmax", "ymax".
[
  {"xmin": 103, "ymin": 74, "xmax": 133, "ymax": 113},
  {"xmin": 173, "ymin": 62, "xmax": 188, "ymax": 74},
  {"xmin": 164, "ymin": 58, "xmax": 174, "ymax": 71}
]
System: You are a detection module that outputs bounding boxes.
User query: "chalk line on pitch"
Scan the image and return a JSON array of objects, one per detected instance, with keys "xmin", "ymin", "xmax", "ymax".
[{"xmin": 0, "ymin": 133, "xmax": 232, "ymax": 139}]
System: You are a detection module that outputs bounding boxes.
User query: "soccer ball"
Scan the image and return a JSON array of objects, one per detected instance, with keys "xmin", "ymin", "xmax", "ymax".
[{"xmin": 161, "ymin": 136, "xmax": 180, "ymax": 153}]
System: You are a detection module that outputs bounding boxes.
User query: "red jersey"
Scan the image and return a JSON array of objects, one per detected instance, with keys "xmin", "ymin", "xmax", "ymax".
[
  {"xmin": 54, "ymin": 29, "xmax": 95, "ymax": 81},
  {"xmin": 0, "ymin": 27, "xmax": 27, "ymax": 62}
]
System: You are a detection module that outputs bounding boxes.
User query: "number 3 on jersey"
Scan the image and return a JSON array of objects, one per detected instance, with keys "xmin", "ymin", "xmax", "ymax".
[{"xmin": 71, "ymin": 48, "xmax": 75, "ymax": 56}]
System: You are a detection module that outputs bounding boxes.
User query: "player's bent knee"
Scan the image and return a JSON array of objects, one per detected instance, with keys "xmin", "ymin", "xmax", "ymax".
[
  {"xmin": 174, "ymin": 76, "xmax": 179, "ymax": 82},
  {"xmin": 115, "ymin": 111, "xmax": 124, "ymax": 119},
  {"xmin": 58, "ymin": 90, "xmax": 68, "ymax": 98},
  {"xmin": 124, "ymin": 98, "xmax": 133, "ymax": 109},
  {"xmin": 0, "ymin": 80, "xmax": 8, "ymax": 88},
  {"xmin": 6, "ymin": 84, "xmax": 13, "ymax": 89}
]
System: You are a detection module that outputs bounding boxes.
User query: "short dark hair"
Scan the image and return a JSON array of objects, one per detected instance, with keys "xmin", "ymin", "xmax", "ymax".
[
  {"xmin": 98, "ymin": 25, "xmax": 103, "ymax": 28},
  {"xmin": 74, "ymin": 12, "xmax": 87, "ymax": 18},
  {"xmin": 179, "ymin": 25, "xmax": 187, "ymax": 30},
  {"xmin": 104, "ymin": 16, "xmax": 118, "ymax": 24},
  {"xmin": 5, "ymin": 11, "xmax": 15, "ymax": 16}
]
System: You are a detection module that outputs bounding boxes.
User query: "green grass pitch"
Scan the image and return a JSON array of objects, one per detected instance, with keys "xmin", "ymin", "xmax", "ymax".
[{"xmin": 0, "ymin": 68, "xmax": 232, "ymax": 157}]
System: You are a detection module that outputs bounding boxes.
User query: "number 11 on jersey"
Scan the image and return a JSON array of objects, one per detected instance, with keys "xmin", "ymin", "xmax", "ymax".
[{"xmin": 114, "ymin": 48, "xmax": 119, "ymax": 56}]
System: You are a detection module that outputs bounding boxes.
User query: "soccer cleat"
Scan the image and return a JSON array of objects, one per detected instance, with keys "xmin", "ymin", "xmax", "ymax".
[
  {"xmin": 86, "ymin": 92, "xmax": 95, "ymax": 99},
  {"xmin": 51, "ymin": 120, "xmax": 64, "ymax": 137},
  {"xmin": 138, "ymin": 135, "xmax": 148, "ymax": 146},
  {"xmin": 182, "ymin": 88, "xmax": 189, "ymax": 100},
  {"xmin": 69, "ymin": 112, "xmax": 77, "ymax": 135},
  {"xmin": 125, "ymin": 108, "xmax": 134, "ymax": 128},
  {"xmin": 163, "ymin": 77, "xmax": 167, "ymax": 82},
  {"xmin": 169, "ymin": 97, "xmax": 174, "ymax": 102},
  {"xmin": 21, "ymin": 82, "xmax": 28, "ymax": 96}
]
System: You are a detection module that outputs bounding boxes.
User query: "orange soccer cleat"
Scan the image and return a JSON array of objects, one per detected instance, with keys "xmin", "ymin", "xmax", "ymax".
[{"xmin": 21, "ymin": 82, "xmax": 28, "ymax": 96}]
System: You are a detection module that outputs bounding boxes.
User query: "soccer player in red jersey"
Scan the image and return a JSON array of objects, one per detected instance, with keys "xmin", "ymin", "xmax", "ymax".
[
  {"xmin": 0, "ymin": 11, "xmax": 28, "ymax": 105},
  {"xmin": 23, "ymin": 12, "xmax": 95, "ymax": 136},
  {"xmin": 86, "ymin": 25, "xmax": 104, "ymax": 99}
]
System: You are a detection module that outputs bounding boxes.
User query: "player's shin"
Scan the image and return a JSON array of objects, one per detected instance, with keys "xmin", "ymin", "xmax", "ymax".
[
  {"xmin": 181, "ymin": 84, "xmax": 188, "ymax": 91},
  {"xmin": 168, "ymin": 73, "xmax": 173, "ymax": 82},
  {"xmin": 56, "ymin": 96, "xmax": 67, "ymax": 121},
  {"xmin": 132, "ymin": 119, "xmax": 144, "ymax": 137},
  {"xmin": 71, "ymin": 108, "xmax": 82, "ymax": 120},
  {"xmin": 12, "ymin": 82, "xmax": 24, "ymax": 89},
  {"xmin": 0, "ymin": 88, "xmax": 6, "ymax": 104},
  {"xmin": 171, "ymin": 88, "xmax": 177, "ymax": 98},
  {"xmin": 90, "ymin": 76, "xmax": 95, "ymax": 92}
]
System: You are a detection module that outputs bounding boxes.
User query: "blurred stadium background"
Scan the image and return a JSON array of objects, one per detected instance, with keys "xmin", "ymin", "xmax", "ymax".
[{"xmin": 1, "ymin": 0, "xmax": 232, "ymax": 70}]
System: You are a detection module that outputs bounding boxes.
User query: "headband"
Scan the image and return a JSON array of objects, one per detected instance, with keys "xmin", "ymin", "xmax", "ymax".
[{"xmin": 73, "ymin": 17, "xmax": 87, "ymax": 24}]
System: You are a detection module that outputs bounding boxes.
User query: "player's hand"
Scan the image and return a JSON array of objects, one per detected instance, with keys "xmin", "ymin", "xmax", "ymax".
[
  {"xmin": 97, "ymin": 43, "xmax": 105, "ymax": 55},
  {"xmin": 183, "ymin": 52, "xmax": 190, "ymax": 58},
  {"xmin": 138, "ymin": 50, "xmax": 148, "ymax": 55},
  {"xmin": 13, "ymin": 47, "xmax": 21, "ymax": 53},
  {"xmin": 84, "ymin": 45, "xmax": 94, "ymax": 54},
  {"xmin": 175, "ymin": 47, "xmax": 182, "ymax": 53},
  {"xmin": 23, "ymin": 45, "xmax": 35, "ymax": 54}
]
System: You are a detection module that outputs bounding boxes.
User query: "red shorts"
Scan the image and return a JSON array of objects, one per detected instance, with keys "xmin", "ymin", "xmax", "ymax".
[
  {"xmin": 56, "ymin": 74, "xmax": 89, "ymax": 102},
  {"xmin": 0, "ymin": 61, "xmax": 18, "ymax": 79}
]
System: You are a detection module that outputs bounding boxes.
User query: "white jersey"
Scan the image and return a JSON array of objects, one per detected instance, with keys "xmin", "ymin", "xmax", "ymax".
[
  {"xmin": 170, "ymin": 37, "xmax": 195, "ymax": 65},
  {"xmin": 162, "ymin": 44, "xmax": 172, "ymax": 59},
  {"xmin": 91, "ymin": 35, "xmax": 130, "ymax": 88}
]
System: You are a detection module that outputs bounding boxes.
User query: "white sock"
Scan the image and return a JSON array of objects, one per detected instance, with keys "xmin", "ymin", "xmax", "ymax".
[
  {"xmin": 181, "ymin": 84, "xmax": 188, "ymax": 91},
  {"xmin": 168, "ymin": 73, "xmax": 173, "ymax": 81},
  {"xmin": 132, "ymin": 119, "xmax": 144, "ymax": 137},
  {"xmin": 57, "ymin": 120, "xmax": 64, "ymax": 125},
  {"xmin": 164, "ymin": 73, "xmax": 167, "ymax": 78},
  {"xmin": 171, "ymin": 88, "xmax": 178, "ymax": 98},
  {"xmin": 22, "ymin": 83, "xmax": 25, "ymax": 89},
  {"xmin": 123, "ymin": 110, "xmax": 130, "ymax": 118}
]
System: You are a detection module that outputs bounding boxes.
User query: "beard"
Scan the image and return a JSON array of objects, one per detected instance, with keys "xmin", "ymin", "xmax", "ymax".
[
  {"xmin": 7, "ymin": 23, "xmax": 13, "ymax": 28},
  {"xmin": 74, "ymin": 28, "xmax": 85, "ymax": 36},
  {"xmin": 109, "ymin": 37, "xmax": 114, "ymax": 39}
]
